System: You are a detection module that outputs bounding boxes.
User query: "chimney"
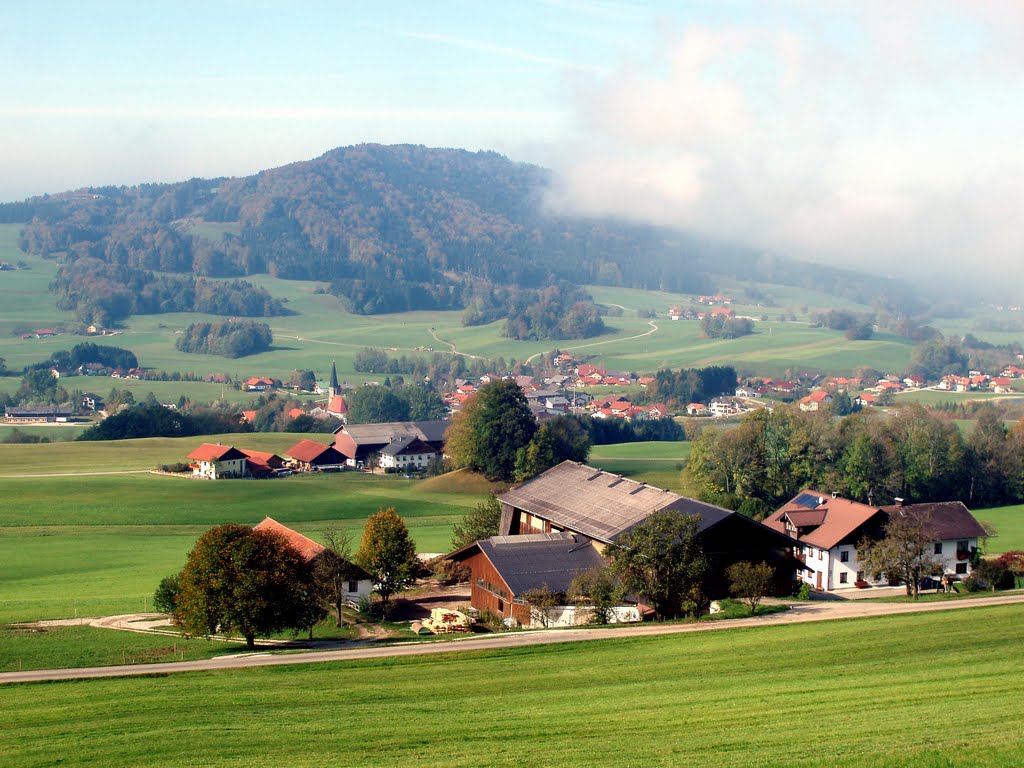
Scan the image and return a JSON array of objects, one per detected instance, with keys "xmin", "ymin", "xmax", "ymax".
[
  {"xmin": 818, "ymin": 496, "xmax": 826, "ymax": 505},
  {"xmin": 831, "ymin": 491, "xmax": 840, "ymax": 499},
  {"xmin": 894, "ymin": 497, "xmax": 905, "ymax": 507}
]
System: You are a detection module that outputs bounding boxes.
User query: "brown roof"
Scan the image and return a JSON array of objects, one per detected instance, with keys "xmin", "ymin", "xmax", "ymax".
[
  {"xmin": 327, "ymin": 395, "xmax": 348, "ymax": 414},
  {"xmin": 253, "ymin": 517, "xmax": 325, "ymax": 561},
  {"xmin": 764, "ymin": 490, "xmax": 886, "ymax": 550},
  {"xmin": 187, "ymin": 443, "xmax": 246, "ymax": 462},
  {"xmin": 881, "ymin": 501, "xmax": 988, "ymax": 540},
  {"xmin": 286, "ymin": 439, "xmax": 343, "ymax": 464}
]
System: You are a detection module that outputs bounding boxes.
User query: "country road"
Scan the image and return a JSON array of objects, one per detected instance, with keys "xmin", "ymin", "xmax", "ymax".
[
  {"xmin": 524, "ymin": 320, "xmax": 660, "ymax": 365},
  {"xmin": 4, "ymin": 593, "xmax": 1022, "ymax": 685}
]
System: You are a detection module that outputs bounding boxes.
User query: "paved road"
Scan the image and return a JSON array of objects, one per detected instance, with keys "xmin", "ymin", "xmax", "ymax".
[{"xmin": 4, "ymin": 594, "xmax": 1023, "ymax": 685}]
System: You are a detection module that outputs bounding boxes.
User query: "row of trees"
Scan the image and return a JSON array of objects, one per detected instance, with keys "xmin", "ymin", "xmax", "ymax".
[
  {"xmin": 345, "ymin": 383, "xmax": 448, "ymax": 424},
  {"xmin": 638, "ymin": 364, "xmax": 738, "ymax": 408},
  {"xmin": 175, "ymin": 320, "xmax": 273, "ymax": 358},
  {"xmin": 162, "ymin": 507, "xmax": 419, "ymax": 648},
  {"xmin": 687, "ymin": 403, "xmax": 1024, "ymax": 513},
  {"xmin": 700, "ymin": 314, "xmax": 754, "ymax": 339}
]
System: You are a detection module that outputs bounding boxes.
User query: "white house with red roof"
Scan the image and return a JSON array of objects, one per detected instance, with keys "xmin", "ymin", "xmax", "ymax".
[
  {"xmin": 186, "ymin": 443, "xmax": 249, "ymax": 479},
  {"xmin": 244, "ymin": 377, "xmax": 275, "ymax": 392},
  {"xmin": 1001, "ymin": 365, "xmax": 1024, "ymax": 378},
  {"xmin": 326, "ymin": 394, "xmax": 348, "ymax": 420},
  {"xmin": 799, "ymin": 391, "xmax": 832, "ymax": 412}
]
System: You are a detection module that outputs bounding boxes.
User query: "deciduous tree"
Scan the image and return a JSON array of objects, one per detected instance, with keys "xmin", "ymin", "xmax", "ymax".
[
  {"xmin": 857, "ymin": 511, "xmax": 944, "ymax": 599},
  {"xmin": 315, "ymin": 528, "xmax": 356, "ymax": 628},
  {"xmin": 175, "ymin": 524, "xmax": 320, "ymax": 649},
  {"xmin": 726, "ymin": 561, "xmax": 776, "ymax": 615},
  {"xmin": 606, "ymin": 509, "xmax": 707, "ymax": 620},
  {"xmin": 355, "ymin": 507, "xmax": 417, "ymax": 614},
  {"xmin": 445, "ymin": 380, "xmax": 536, "ymax": 481},
  {"xmin": 450, "ymin": 495, "xmax": 502, "ymax": 550}
]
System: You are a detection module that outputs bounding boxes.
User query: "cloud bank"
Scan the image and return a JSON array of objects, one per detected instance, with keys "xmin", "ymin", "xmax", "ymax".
[{"xmin": 545, "ymin": 2, "xmax": 1024, "ymax": 296}]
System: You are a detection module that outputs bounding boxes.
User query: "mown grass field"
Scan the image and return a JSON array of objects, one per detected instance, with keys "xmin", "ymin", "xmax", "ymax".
[
  {"xmin": 975, "ymin": 504, "xmax": 1024, "ymax": 555},
  {"xmin": 588, "ymin": 440, "xmax": 692, "ymax": 491},
  {"xmin": 3, "ymin": 605, "xmax": 1023, "ymax": 767},
  {"xmin": 0, "ymin": 434, "xmax": 498, "ymax": 623}
]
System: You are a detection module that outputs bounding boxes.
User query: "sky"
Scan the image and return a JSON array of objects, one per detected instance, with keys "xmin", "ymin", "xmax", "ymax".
[{"xmin": 2, "ymin": 1, "xmax": 1022, "ymax": 292}]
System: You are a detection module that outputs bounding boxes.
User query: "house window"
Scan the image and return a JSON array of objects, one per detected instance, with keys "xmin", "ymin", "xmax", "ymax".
[
  {"xmin": 934, "ymin": 542, "xmax": 943, "ymax": 555},
  {"xmin": 956, "ymin": 563, "xmax": 968, "ymax": 575},
  {"xmin": 856, "ymin": 571, "xmax": 865, "ymax": 581},
  {"xmin": 839, "ymin": 573, "xmax": 848, "ymax": 584},
  {"xmin": 348, "ymin": 580, "xmax": 358, "ymax": 593},
  {"xmin": 840, "ymin": 550, "xmax": 850, "ymax": 563}
]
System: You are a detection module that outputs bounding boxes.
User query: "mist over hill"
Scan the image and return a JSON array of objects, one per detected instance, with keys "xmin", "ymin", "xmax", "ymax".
[{"xmin": 0, "ymin": 144, "xmax": 923, "ymax": 330}]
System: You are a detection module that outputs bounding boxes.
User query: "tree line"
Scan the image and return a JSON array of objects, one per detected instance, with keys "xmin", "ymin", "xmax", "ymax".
[
  {"xmin": 687, "ymin": 403, "xmax": 1024, "ymax": 515},
  {"xmin": 637, "ymin": 365, "xmax": 738, "ymax": 408}
]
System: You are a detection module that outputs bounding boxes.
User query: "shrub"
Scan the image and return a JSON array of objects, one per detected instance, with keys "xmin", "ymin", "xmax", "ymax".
[{"xmin": 795, "ymin": 582, "xmax": 812, "ymax": 601}]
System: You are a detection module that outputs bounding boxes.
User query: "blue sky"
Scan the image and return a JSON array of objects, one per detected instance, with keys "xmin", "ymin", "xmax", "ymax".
[{"xmin": 2, "ymin": 1, "xmax": 1022, "ymax": 287}]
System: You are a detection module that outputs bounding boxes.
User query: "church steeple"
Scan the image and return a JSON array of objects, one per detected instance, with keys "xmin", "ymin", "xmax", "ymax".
[{"xmin": 329, "ymin": 360, "xmax": 340, "ymax": 398}]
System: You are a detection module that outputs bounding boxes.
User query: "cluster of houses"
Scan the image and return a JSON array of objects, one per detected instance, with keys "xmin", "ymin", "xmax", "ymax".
[
  {"xmin": 185, "ymin": 438, "xmax": 348, "ymax": 479},
  {"xmin": 442, "ymin": 462, "xmax": 990, "ymax": 628}
]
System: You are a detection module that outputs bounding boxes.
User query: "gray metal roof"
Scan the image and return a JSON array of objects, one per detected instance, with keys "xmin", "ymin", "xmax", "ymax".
[
  {"xmin": 333, "ymin": 419, "xmax": 449, "ymax": 444},
  {"xmin": 882, "ymin": 501, "xmax": 989, "ymax": 540},
  {"xmin": 478, "ymin": 533, "xmax": 605, "ymax": 596},
  {"xmin": 500, "ymin": 461, "xmax": 735, "ymax": 543}
]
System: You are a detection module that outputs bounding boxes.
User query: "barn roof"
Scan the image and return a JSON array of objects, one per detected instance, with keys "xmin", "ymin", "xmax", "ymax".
[
  {"xmin": 332, "ymin": 420, "xmax": 449, "ymax": 444},
  {"xmin": 881, "ymin": 501, "xmax": 988, "ymax": 540},
  {"xmin": 459, "ymin": 533, "xmax": 606, "ymax": 596},
  {"xmin": 286, "ymin": 439, "xmax": 341, "ymax": 463},
  {"xmin": 499, "ymin": 461, "xmax": 737, "ymax": 543}
]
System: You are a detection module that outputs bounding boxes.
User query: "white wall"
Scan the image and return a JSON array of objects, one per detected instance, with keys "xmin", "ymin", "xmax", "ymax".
[{"xmin": 528, "ymin": 604, "xmax": 640, "ymax": 628}]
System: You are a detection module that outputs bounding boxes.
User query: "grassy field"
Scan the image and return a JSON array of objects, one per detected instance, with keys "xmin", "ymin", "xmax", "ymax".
[
  {"xmin": 2, "ymin": 605, "xmax": 1023, "ymax": 767},
  {"xmin": 588, "ymin": 441, "xmax": 692, "ymax": 490},
  {"xmin": 0, "ymin": 434, "xmax": 498, "ymax": 623},
  {"xmin": 975, "ymin": 504, "xmax": 1024, "ymax": 554}
]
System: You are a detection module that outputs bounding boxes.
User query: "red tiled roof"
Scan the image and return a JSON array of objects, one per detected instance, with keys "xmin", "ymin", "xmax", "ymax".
[
  {"xmin": 241, "ymin": 410, "xmax": 257, "ymax": 423},
  {"xmin": 327, "ymin": 395, "xmax": 348, "ymax": 414},
  {"xmin": 286, "ymin": 438, "xmax": 336, "ymax": 463},
  {"xmin": 187, "ymin": 443, "xmax": 243, "ymax": 462},
  {"xmin": 254, "ymin": 517, "xmax": 325, "ymax": 561},
  {"xmin": 764, "ymin": 490, "xmax": 885, "ymax": 550},
  {"xmin": 288, "ymin": 407, "xmax": 304, "ymax": 419}
]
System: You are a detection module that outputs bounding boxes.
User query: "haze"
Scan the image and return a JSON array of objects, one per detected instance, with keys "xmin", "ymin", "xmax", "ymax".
[{"xmin": 2, "ymin": 1, "xmax": 1021, "ymax": 293}]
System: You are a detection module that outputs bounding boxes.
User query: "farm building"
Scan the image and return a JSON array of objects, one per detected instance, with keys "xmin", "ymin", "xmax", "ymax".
[
  {"xmin": 377, "ymin": 436, "xmax": 437, "ymax": 471},
  {"xmin": 254, "ymin": 516, "xmax": 373, "ymax": 603},
  {"xmin": 446, "ymin": 462, "xmax": 801, "ymax": 623},
  {"xmin": 240, "ymin": 449, "xmax": 286, "ymax": 477},
  {"xmin": 186, "ymin": 444, "xmax": 249, "ymax": 479},
  {"xmin": 5, "ymin": 405, "xmax": 73, "ymax": 423},
  {"xmin": 762, "ymin": 491, "xmax": 989, "ymax": 591},
  {"xmin": 447, "ymin": 532, "xmax": 640, "ymax": 628},
  {"xmin": 285, "ymin": 439, "xmax": 347, "ymax": 472},
  {"xmin": 333, "ymin": 420, "xmax": 448, "ymax": 468}
]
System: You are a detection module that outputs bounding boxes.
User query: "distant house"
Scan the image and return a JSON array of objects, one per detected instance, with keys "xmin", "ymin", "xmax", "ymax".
[
  {"xmin": 186, "ymin": 443, "xmax": 249, "ymax": 479},
  {"xmin": 990, "ymin": 377, "xmax": 1014, "ymax": 394},
  {"xmin": 333, "ymin": 420, "xmax": 448, "ymax": 468},
  {"xmin": 647, "ymin": 403, "xmax": 669, "ymax": 419},
  {"xmin": 254, "ymin": 516, "xmax": 372, "ymax": 604},
  {"xmin": 903, "ymin": 375, "xmax": 925, "ymax": 389},
  {"xmin": 855, "ymin": 393, "xmax": 877, "ymax": 407},
  {"xmin": 686, "ymin": 403, "xmax": 709, "ymax": 417},
  {"xmin": 378, "ymin": 436, "xmax": 438, "ymax": 471},
  {"xmin": 799, "ymin": 391, "xmax": 832, "ymax": 412},
  {"xmin": 80, "ymin": 393, "xmax": 104, "ymax": 412},
  {"xmin": 244, "ymin": 377, "xmax": 275, "ymax": 392},
  {"xmin": 240, "ymin": 410, "xmax": 258, "ymax": 424},
  {"xmin": 286, "ymin": 439, "xmax": 347, "ymax": 472},
  {"xmin": 1001, "ymin": 365, "xmax": 1024, "ymax": 379},
  {"xmin": 735, "ymin": 386, "xmax": 759, "ymax": 398}
]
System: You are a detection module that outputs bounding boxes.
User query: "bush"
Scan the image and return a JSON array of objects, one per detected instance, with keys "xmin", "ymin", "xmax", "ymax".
[
  {"xmin": 153, "ymin": 574, "xmax": 179, "ymax": 615},
  {"xmin": 431, "ymin": 558, "xmax": 471, "ymax": 585},
  {"xmin": 970, "ymin": 559, "xmax": 1015, "ymax": 591},
  {"xmin": 795, "ymin": 582, "xmax": 812, "ymax": 601},
  {"xmin": 159, "ymin": 462, "xmax": 191, "ymax": 473},
  {"xmin": 477, "ymin": 609, "xmax": 505, "ymax": 630}
]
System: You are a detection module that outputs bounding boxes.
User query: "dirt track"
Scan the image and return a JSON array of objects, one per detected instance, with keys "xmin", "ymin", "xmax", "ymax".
[{"xmin": 4, "ymin": 593, "xmax": 1023, "ymax": 685}]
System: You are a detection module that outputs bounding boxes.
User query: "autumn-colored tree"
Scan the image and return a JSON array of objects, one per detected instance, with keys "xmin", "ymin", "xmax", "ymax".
[
  {"xmin": 355, "ymin": 507, "xmax": 418, "ymax": 613},
  {"xmin": 175, "ymin": 524, "xmax": 320, "ymax": 649}
]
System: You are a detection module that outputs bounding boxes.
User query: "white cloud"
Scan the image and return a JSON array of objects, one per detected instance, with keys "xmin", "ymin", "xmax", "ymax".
[{"xmin": 546, "ymin": 3, "xmax": 1024, "ymax": 295}]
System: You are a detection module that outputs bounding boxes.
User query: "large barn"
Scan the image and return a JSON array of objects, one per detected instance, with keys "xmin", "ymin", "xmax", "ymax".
[{"xmin": 448, "ymin": 462, "xmax": 803, "ymax": 624}]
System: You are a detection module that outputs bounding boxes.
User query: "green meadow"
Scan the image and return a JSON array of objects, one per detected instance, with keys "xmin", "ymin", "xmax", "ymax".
[
  {"xmin": 974, "ymin": 503, "xmax": 1024, "ymax": 555},
  {"xmin": 0, "ymin": 434, "xmax": 494, "ymax": 623},
  {"xmin": 3, "ymin": 605, "xmax": 1023, "ymax": 767}
]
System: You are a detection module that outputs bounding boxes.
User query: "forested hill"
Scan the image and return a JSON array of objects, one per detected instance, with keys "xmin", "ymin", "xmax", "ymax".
[{"xmin": 1, "ymin": 144, "xmax": 922, "ymax": 329}]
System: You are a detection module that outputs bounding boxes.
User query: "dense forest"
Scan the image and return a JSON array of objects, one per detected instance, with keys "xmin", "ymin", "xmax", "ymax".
[
  {"xmin": 1, "ymin": 144, "xmax": 924, "ymax": 330},
  {"xmin": 175, "ymin": 320, "xmax": 273, "ymax": 358}
]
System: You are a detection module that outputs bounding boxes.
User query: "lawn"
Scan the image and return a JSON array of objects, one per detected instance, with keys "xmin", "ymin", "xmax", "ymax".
[
  {"xmin": 2, "ymin": 605, "xmax": 1023, "ymax": 767},
  {"xmin": 974, "ymin": 503, "xmax": 1024, "ymax": 554}
]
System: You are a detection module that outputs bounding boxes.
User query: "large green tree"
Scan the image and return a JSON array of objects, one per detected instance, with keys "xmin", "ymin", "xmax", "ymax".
[
  {"xmin": 857, "ymin": 511, "xmax": 944, "ymax": 599},
  {"xmin": 355, "ymin": 507, "xmax": 418, "ymax": 613},
  {"xmin": 606, "ymin": 510, "xmax": 707, "ymax": 620},
  {"xmin": 445, "ymin": 379, "xmax": 536, "ymax": 481},
  {"xmin": 175, "ymin": 524, "xmax": 321, "ymax": 649},
  {"xmin": 346, "ymin": 385, "xmax": 411, "ymax": 424}
]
